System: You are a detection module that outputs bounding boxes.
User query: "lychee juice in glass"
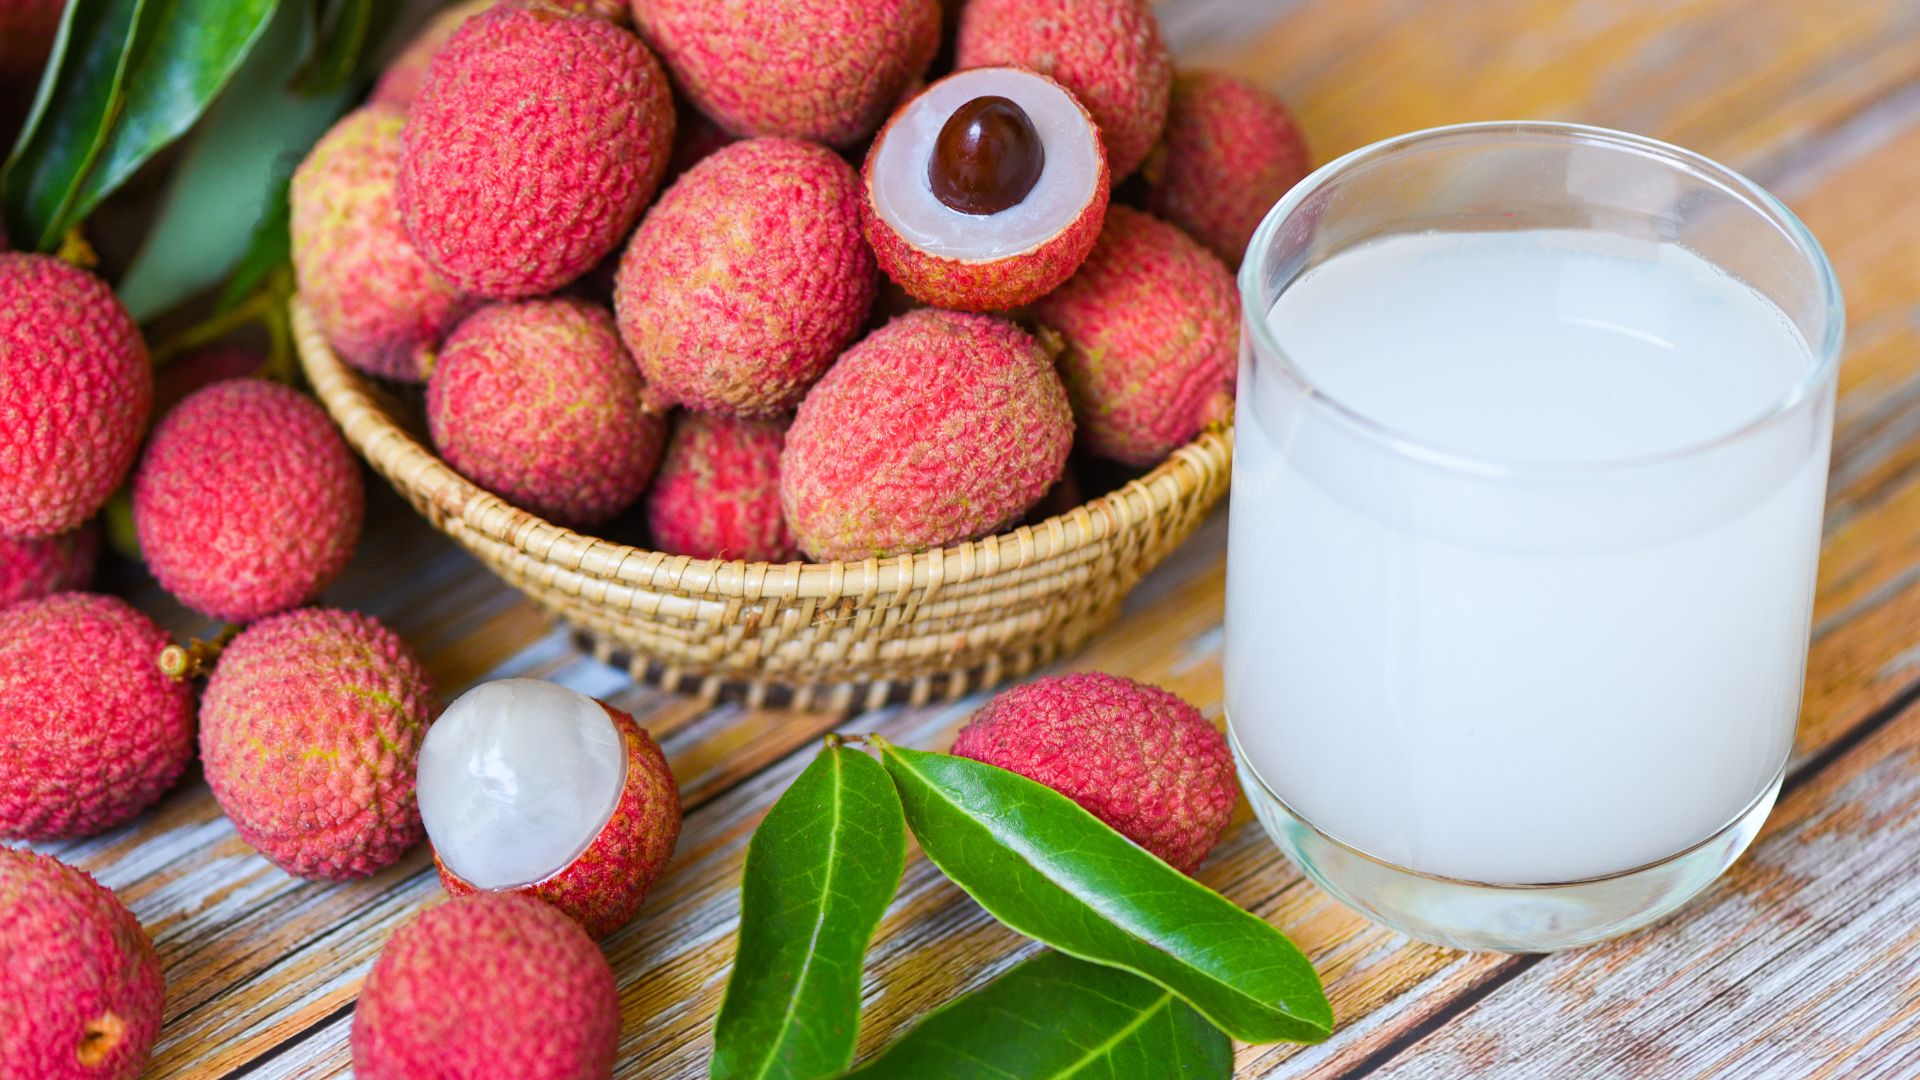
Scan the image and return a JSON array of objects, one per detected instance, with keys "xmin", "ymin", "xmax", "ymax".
[{"xmin": 1224, "ymin": 123, "xmax": 1842, "ymax": 952}]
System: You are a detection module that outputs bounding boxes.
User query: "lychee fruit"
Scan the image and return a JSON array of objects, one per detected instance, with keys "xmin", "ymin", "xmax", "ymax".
[
  {"xmin": 293, "ymin": 104, "xmax": 475, "ymax": 383},
  {"xmin": 369, "ymin": 0, "xmax": 493, "ymax": 110},
  {"xmin": 428, "ymin": 299, "xmax": 665, "ymax": 527},
  {"xmin": 781, "ymin": 309, "xmax": 1073, "ymax": 560},
  {"xmin": 0, "ymin": 593, "xmax": 195, "ymax": 840},
  {"xmin": 151, "ymin": 343, "xmax": 264, "ymax": 420},
  {"xmin": 1140, "ymin": 70, "xmax": 1310, "ymax": 267},
  {"xmin": 615, "ymin": 138, "xmax": 875, "ymax": 418},
  {"xmin": 199, "ymin": 609, "xmax": 436, "ymax": 880},
  {"xmin": 645, "ymin": 412, "xmax": 796, "ymax": 562},
  {"xmin": 863, "ymin": 67, "xmax": 1110, "ymax": 312},
  {"xmin": 399, "ymin": 1, "xmax": 675, "ymax": 299},
  {"xmin": 632, "ymin": 0, "xmax": 939, "ymax": 147},
  {"xmin": 0, "ymin": 0, "xmax": 63, "ymax": 80},
  {"xmin": 0, "ymin": 253, "xmax": 150, "ymax": 540},
  {"xmin": 418, "ymin": 679, "xmax": 681, "ymax": 938},
  {"xmin": 0, "ymin": 848, "xmax": 164, "ymax": 1080},
  {"xmin": 953, "ymin": 672, "xmax": 1236, "ymax": 873},
  {"xmin": 0, "ymin": 522, "xmax": 98, "ymax": 610},
  {"xmin": 956, "ymin": 0, "xmax": 1172, "ymax": 180},
  {"xmin": 352, "ymin": 892, "xmax": 618, "ymax": 1080},
  {"xmin": 133, "ymin": 379, "xmax": 365, "ymax": 622},
  {"xmin": 1033, "ymin": 206, "xmax": 1238, "ymax": 466}
]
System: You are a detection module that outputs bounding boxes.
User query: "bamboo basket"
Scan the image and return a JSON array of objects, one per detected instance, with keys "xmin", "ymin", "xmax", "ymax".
[{"xmin": 293, "ymin": 297, "xmax": 1233, "ymax": 709}]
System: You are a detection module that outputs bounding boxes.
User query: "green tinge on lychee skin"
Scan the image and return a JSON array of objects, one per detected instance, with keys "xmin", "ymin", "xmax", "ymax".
[{"xmin": 1140, "ymin": 69, "xmax": 1311, "ymax": 267}]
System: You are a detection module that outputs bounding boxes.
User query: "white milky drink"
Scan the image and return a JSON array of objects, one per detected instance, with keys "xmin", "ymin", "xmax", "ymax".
[{"xmin": 1226, "ymin": 228, "xmax": 1832, "ymax": 885}]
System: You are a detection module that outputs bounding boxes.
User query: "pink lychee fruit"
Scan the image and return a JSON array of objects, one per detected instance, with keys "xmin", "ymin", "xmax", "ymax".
[
  {"xmin": 1140, "ymin": 70, "xmax": 1311, "ymax": 267},
  {"xmin": 645, "ymin": 412, "xmax": 796, "ymax": 562},
  {"xmin": 369, "ymin": 0, "xmax": 493, "ymax": 110},
  {"xmin": 0, "ymin": 521, "xmax": 97, "ymax": 611},
  {"xmin": 953, "ymin": 672, "xmax": 1236, "ymax": 873}
]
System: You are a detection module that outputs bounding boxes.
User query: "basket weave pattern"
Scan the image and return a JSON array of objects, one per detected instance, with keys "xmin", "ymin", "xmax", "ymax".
[{"xmin": 294, "ymin": 298, "xmax": 1233, "ymax": 709}]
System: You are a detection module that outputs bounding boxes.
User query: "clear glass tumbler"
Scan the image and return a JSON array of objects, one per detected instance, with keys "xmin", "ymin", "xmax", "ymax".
[{"xmin": 1225, "ymin": 122, "xmax": 1843, "ymax": 952}]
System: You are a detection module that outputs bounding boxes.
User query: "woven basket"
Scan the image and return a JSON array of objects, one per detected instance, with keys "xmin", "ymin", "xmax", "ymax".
[{"xmin": 293, "ymin": 297, "xmax": 1233, "ymax": 709}]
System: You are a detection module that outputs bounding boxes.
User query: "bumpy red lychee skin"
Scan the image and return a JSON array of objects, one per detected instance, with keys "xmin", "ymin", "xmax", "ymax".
[
  {"xmin": 1033, "ymin": 206, "xmax": 1238, "ymax": 466},
  {"xmin": 0, "ymin": 0, "xmax": 63, "ymax": 80},
  {"xmin": 0, "ymin": 254, "xmax": 150, "ymax": 540},
  {"xmin": 436, "ymin": 703, "xmax": 680, "ymax": 939},
  {"xmin": 0, "ymin": 521, "xmax": 97, "ymax": 609},
  {"xmin": 369, "ymin": 0, "xmax": 492, "ymax": 110},
  {"xmin": 0, "ymin": 594, "xmax": 195, "ymax": 841},
  {"xmin": 646, "ymin": 412, "xmax": 796, "ymax": 562},
  {"xmin": 1141, "ymin": 70, "xmax": 1310, "ymax": 267},
  {"xmin": 200, "ymin": 609, "xmax": 436, "ymax": 880},
  {"xmin": 133, "ymin": 380, "xmax": 365, "ymax": 622},
  {"xmin": 861, "ymin": 71, "xmax": 1110, "ymax": 312},
  {"xmin": 632, "ymin": 0, "xmax": 939, "ymax": 148},
  {"xmin": 352, "ymin": 893, "xmax": 619, "ymax": 1080},
  {"xmin": 399, "ymin": 1, "xmax": 674, "ymax": 299},
  {"xmin": 781, "ymin": 310, "xmax": 1074, "ymax": 560},
  {"xmin": 294, "ymin": 105, "xmax": 475, "ymax": 382},
  {"xmin": 953, "ymin": 672, "xmax": 1236, "ymax": 873},
  {"xmin": 615, "ymin": 138, "xmax": 875, "ymax": 418},
  {"xmin": 956, "ymin": 0, "xmax": 1171, "ymax": 179},
  {"xmin": 428, "ymin": 299, "xmax": 666, "ymax": 527},
  {"xmin": 0, "ymin": 849, "xmax": 165, "ymax": 1080}
]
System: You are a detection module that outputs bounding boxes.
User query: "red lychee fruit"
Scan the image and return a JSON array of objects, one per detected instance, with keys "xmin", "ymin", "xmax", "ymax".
[
  {"xmin": 0, "ymin": 521, "xmax": 97, "ymax": 610},
  {"xmin": 781, "ymin": 309, "xmax": 1073, "ymax": 560},
  {"xmin": 0, "ymin": 848, "xmax": 164, "ymax": 1080},
  {"xmin": 132, "ymin": 379, "xmax": 365, "ymax": 622},
  {"xmin": 352, "ymin": 892, "xmax": 619, "ymax": 1080},
  {"xmin": 953, "ymin": 672, "xmax": 1236, "ymax": 873},
  {"xmin": 370, "ymin": 0, "xmax": 492, "ymax": 110},
  {"xmin": 199, "ymin": 609, "xmax": 436, "ymax": 880},
  {"xmin": 151, "ymin": 343, "xmax": 264, "ymax": 420},
  {"xmin": 645, "ymin": 412, "xmax": 796, "ymax": 562},
  {"xmin": 0, "ymin": 253, "xmax": 150, "ymax": 540},
  {"xmin": 1140, "ymin": 70, "xmax": 1310, "ymax": 267},
  {"xmin": 0, "ymin": 593, "xmax": 195, "ymax": 840}
]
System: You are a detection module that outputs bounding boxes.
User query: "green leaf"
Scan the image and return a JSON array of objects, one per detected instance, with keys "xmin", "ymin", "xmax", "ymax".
[
  {"xmin": 710, "ymin": 740, "xmax": 908, "ymax": 1080},
  {"xmin": 871, "ymin": 738, "xmax": 1332, "ymax": 1045},
  {"xmin": 214, "ymin": 174, "xmax": 290, "ymax": 312},
  {"xmin": 848, "ymin": 950, "xmax": 1233, "ymax": 1079},
  {"xmin": 292, "ymin": 0, "xmax": 400, "ymax": 95}
]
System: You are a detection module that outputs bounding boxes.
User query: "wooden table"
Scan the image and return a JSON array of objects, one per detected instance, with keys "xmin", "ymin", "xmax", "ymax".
[{"xmin": 43, "ymin": 0, "xmax": 1920, "ymax": 1075}]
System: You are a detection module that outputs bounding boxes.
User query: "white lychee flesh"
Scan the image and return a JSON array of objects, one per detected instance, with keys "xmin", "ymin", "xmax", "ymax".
[
  {"xmin": 417, "ymin": 678, "xmax": 627, "ymax": 889},
  {"xmin": 871, "ymin": 67, "xmax": 1103, "ymax": 260}
]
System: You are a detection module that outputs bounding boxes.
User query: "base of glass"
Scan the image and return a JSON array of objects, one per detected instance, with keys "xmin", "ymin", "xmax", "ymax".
[{"xmin": 1229, "ymin": 725, "xmax": 1782, "ymax": 952}]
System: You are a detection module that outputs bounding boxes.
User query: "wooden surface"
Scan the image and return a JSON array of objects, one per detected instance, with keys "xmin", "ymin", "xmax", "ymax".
[{"xmin": 34, "ymin": 0, "xmax": 1920, "ymax": 1076}]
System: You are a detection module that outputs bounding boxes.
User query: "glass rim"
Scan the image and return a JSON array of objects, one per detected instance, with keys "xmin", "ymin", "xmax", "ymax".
[{"xmin": 1237, "ymin": 120, "xmax": 1846, "ymax": 479}]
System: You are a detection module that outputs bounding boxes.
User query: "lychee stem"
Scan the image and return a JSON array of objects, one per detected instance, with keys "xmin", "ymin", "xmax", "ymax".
[
  {"xmin": 159, "ymin": 624, "xmax": 240, "ymax": 680},
  {"xmin": 825, "ymin": 733, "xmax": 870, "ymax": 749},
  {"xmin": 55, "ymin": 228, "xmax": 98, "ymax": 270}
]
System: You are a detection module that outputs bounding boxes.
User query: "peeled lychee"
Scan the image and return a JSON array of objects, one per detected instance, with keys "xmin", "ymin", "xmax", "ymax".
[
  {"xmin": 133, "ymin": 379, "xmax": 365, "ymax": 622},
  {"xmin": 1141, "ymin": 70, "xmax": 1310, "ymax": 266},
  {"xmin": 428, "ymin": 299, "xmax": 664, "ymax": 527},
  {"xmin": 615, "ymin": 138, "xmax": 875, "ymax": 417},
  {"xmin": 863, "ymin": 67, "xmax": 1109, "ymax": 311},
  {"xmin": 0, "ymin": 254, "xmax": 150, "ymax": 540},
  {"xmin": 199, "ymin": 609, "xmax": 436, "ymax": 880},
  {"xmin": 352, "ymin": 892, "xmax": 618, "ymax": 1080},
  {"xmin": 1033, "ymin": 206, "xmax": 1238, "ymax": 466},
  {"xmin": 400, "ymin": 1, "xmax": 675, "ymax": 299},
  {"xmin": 953, "ymin": 672, "xmax": 1236, "ymax": 873},
  {"xmin": 0, "ymin": 522, "xmax": 97, "ymax": 610},
  {"xmin": 632, "ymin": 0, "xmax": 938, "ymax": 147},
  {"xmin": 293, "ymin": 104, "xmax": 474, "ymax": 382},
  {"xmin": 781, "ymin": 309, "xmax": 1073, "ymax": 560},
  {"xmin": 646, "ymin": 412, "xmax": 796, "ymax": 562},
  {"xmin": 0, "ymin": 594, "xmax": 195, "ymax": 840},
  {"xmin": 956, "ymin": 0, "xmax": 1171, "ymax": 179},
  {"xmin": 418, "ymin": 679, "xmax": 681, "ymax": 938},
  {"xmin": 0, "ymin": 849, "xmax": 164, "ymax": 1080}
]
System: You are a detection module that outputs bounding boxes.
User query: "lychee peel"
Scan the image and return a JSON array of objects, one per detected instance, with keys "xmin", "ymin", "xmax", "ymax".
[
  {"xmin": 368, "ymin": 0, "xmax": 492, "ymax": 110},
  {"xmin": 0, "ymin": 594, "xmax": 195, "ymax": 840},
  {"xmin": 0, "ymin": 522, "xmax": 98, "ymax": 610},
  {"xmin": 0, "ymin": 849, "xmax": 165, "ymax": 1080},
  {"xmin": 953, "ymin": 672, "xmax": 1236, "ymax": 873},
  {"xmin": 1033, "ymin": 206, "xmax": 1238, "ymax": 466},
  {"xmin": 1141, "ymin": 70, "xmax": 1310, "ymax": 266},
  {"xmin": 352, "ymin": 893, "xmax": 619, "ymax": 1080},
  {"xmin": 293, "ymin": 105, "xmax": 475, "ymax": 382},
  {"xmin": 781, "ymin": 309, "xmax": 1074, "ymax": 560},
  {"xmin": 633, "ymin": 0, "xmax": 939, "ymax": 147},
  {"xmin": 199, "ymin": 609, "xmax": 436, "ymax": 880},
  {"xmin": 429, "ymin": 299, "xmax": 665, "ymax": 527},
  {"xmin": 400, "ymin": 1, "xmax": 675, "ymax": 299},
  {"xmin": 616, "ymin": 138, "xmax": 876, "ymax": 418},
  {"xmin": 0, "ymin": 254, "xmax": 150, "ymax": 540},
  {"xmin": 133, "ymin": 379, "xmax": 365, "ymax": 622},
  {"xmin": 645, "ymin": 412, "xmax": 796, "ymax": 562}
]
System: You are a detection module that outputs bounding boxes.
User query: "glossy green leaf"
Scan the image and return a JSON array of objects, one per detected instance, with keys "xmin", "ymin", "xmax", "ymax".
[
  {"xmin": 292, "ymin": 0, "xmax": 401, "ymax": 95},
  {"xmin": 710, "ymin": 741, "xmax": 907, "ymax": 1080},
  {"xmin": 213, "ymin": 174, "xmax": 289, "ymax": 312},
  {"xmin": 872, "ymin": 738, "xmax": 1333, "ymax": 1045},
  {"xmin": 848, "ymin": 950, "xmax": 1232, "ymax": 1079}
]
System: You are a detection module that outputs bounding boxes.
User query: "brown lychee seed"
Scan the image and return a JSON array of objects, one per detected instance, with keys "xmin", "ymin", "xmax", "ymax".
[{"xmin": 930, "ymin": 95, "xmax": 1045, "ymax": 215}]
